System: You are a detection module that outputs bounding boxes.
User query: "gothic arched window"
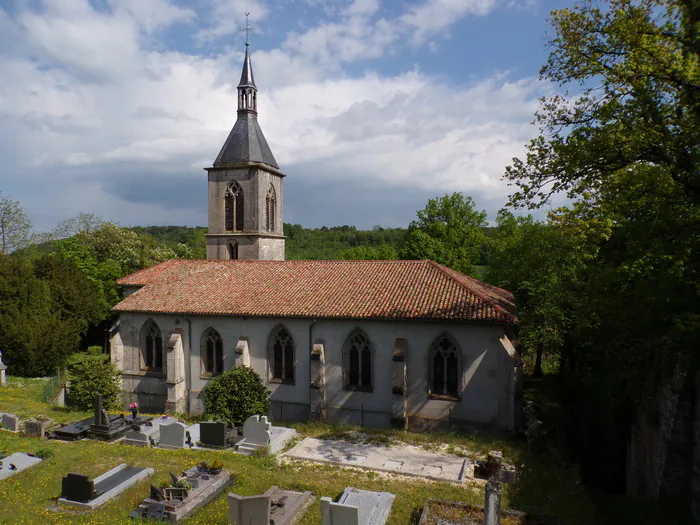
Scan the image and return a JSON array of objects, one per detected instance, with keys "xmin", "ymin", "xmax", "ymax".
[
  {"xmin": 228, "ymin": 242, "xmax": 238, "ymax": 260},
  {"xmin": 140, "ymin": 319, "xmax": 163, "ymax": 371},
  {"xmin": 343, "ymin": 329, "xmax": 372, "ymax": 391},
  {"xmin": 266, "ymin": 185, "xmax": 276, "ymax": 232},
  {"xmin": 268, "ymin": 325, "xmax": 295, "ymax": 384},
  {"xmin": 201, "ymin": 327, "xmax": 224, "ymax": 377},
  {"xmin": 225, "ymin": 181, "xmax": 244, "ymax": 232},
  {"xmin": 429, "ymin": 334, "xmax": 461, "ymax": 399}
]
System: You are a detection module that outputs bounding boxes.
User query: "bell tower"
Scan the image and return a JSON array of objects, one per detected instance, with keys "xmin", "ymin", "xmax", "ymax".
[{"xmin": 205, "ymin": 36, "xmax": 285, "ymax": 261}]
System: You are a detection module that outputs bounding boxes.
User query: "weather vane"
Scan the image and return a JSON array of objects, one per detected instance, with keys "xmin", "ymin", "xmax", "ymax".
[{"xmin": 240, "ymin": 12, "xmax": 255, "ymax": 45}]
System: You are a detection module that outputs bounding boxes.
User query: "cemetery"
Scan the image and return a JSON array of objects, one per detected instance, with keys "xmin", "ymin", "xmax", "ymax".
[{"xmin": 0, "ymin": 375, "xmax": 595, "ymax": 524}]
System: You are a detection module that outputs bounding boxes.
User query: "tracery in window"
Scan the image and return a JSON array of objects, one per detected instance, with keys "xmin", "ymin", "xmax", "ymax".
[
  {"xmin": 344, "ymin": 329, "xmax": 372, "ymax": 391},
  {"xmin": 268, "ymin": 325, "xmax": 295, "ymax": 383},
  {"xmin": 201, "ymin": 327, "xmax": 224, "ymax": 377},
  {"xmin": 266, "ymin": 185, "xmax": 276, "ymax": 232},
  {"xmin": 225, "ymin": 181, "xmax": 244, "ymax": 232},
  {"xmin": 429, "ymin": 334, "xmax": 461, "ymax": 399},
  {"xmin": 140, "ymin": 319, "xmax": 163, "ymax": 370}
]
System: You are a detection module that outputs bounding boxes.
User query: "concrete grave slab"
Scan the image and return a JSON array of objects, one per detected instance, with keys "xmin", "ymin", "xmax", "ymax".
[
  {"xmin": 0, "ymin": 452, "xmax": 42, "ymax": 480},
  {"xmin": 228, "ymin": 485, "xmax": 313, "ymax": 525},
  {"xmin": 321, "ymin": 487, "xmax": 395, "ymax": 525},
  {"xmin": 58, "ymin": 463, "xmax": 154, "ymax": 510},
  {"xmin": 123, "ymin": 416, "xmax": 179, "ymax": 447},
  {"xmin": 24, "ymin": 419, "xmax": 50, "ymax": 439},
  {"xmin": 1, "ymin": 413, "xmax": 20, "ymax": 432},
  {"xmin": 131, "ymin": 463, "xmax": 232, "ymax": 522},
  {"xmin": 238, "ymin": 417, "xmax": 297, "ymax": 456},
  {"xmin": 285, "ymin": 438, "xmax": 470, "ymax": 483}
]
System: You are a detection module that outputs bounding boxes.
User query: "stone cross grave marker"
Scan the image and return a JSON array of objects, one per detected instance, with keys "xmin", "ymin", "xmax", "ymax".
[
  {"xmin": 160, "ymin": 422, "xmax": 187, "ymax": 450},
  {"xmin": 473, "ymin": 451, "xmax": 516, "ymax": 525},
  {"xmin": 94, "ymin": 395, "xmax": 108, "ymax": 427},
  {"xmin": 0, "ymin": 350, "xmax": 7, "ymax": 386},
  {"xmin": 242, "ymin": 415, "xmax": 271, "ymax": 446},
  {"xmin": 62, "ymin": 473, "xmax": 95, "ymax": 503}
]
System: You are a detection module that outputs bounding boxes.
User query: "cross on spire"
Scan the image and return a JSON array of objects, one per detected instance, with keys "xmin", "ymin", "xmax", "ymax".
[{"xmin": 240, "ymin": 12, "xmax": 255, "ymax": 45}]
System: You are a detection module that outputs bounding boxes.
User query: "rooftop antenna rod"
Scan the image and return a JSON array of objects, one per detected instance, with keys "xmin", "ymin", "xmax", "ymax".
[{"xmin": 240, "ymin": 12, "xmax": 256, "ymax": 45}]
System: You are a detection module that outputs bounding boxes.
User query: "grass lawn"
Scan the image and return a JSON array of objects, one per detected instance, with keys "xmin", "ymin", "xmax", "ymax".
[{"xmin": 0, "ymin": 376, "xmax": 599, "ymax": 525}]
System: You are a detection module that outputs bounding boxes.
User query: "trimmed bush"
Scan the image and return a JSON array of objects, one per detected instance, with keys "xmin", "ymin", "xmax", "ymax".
[
  {"xmin": 203, "ymin": 367, "xmax": 270, "ymax": 426},
  {"xmin": 67, "ymin": 348, "xmax": 121, "ymax": 411}
]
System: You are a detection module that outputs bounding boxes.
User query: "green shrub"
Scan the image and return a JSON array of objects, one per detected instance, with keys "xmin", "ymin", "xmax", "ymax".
[
  {"xmin": 203, "ymin": 367, "xmax": 270, "ymax": 426},
  {"xmin": 33, "ymin": 447, "xmax": 54, "ymax": 459},
  {"xmin": 67, "ymin": 351, "xmax": 121, "ymax": 411}
]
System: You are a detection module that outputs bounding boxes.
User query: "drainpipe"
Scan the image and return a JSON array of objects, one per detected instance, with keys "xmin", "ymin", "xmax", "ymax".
[
  {"xmin": 185, "ymin": 318, "xmax": 192, "ymax": 414},
  {"xmin": 309, "ymin": 318, "xmax": 317, "ymax": 356}
]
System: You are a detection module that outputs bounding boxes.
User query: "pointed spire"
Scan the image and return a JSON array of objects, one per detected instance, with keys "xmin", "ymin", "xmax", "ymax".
[{"xmin": 238, "ymin": 43, "xmax": 257, "ymax": 90}]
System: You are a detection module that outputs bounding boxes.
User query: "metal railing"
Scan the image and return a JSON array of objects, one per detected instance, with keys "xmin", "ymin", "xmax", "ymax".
[{"xmin": 43, "ymin": 368, "xmax": 67, "ymax": 403}]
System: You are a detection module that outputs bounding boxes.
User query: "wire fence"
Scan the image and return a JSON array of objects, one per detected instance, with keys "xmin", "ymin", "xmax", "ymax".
[{"xmin": 43, "ymin": 368, "xmax": 67, "ymax": 403}]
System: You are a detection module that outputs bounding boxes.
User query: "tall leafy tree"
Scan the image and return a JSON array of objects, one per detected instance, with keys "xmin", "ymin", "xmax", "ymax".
[
  {"xmin": 486, "ymin": 211, "xmax": 575, "ymax": 376},
  {"xmin": 0, "ymin": 192, "xmax": 31, "ymax": 254},
  {"xmin": 400, "ymin": 193, "xmax": 487, "ymax": 275},
  {"xmin": 503, "ymin": 0, "xmax": 700, "ymax": 495}
]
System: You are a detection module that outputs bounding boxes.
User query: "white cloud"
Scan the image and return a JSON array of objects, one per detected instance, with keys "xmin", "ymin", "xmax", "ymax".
[
  {"xmin": 402, "ymin": 0, "xmax": 499, "ymax": 43},
  {"xmin": 0, "ymin": 0, "xmax": 548, "ymax": 231},
  {"xmin": 195, "ymin": 0, "xmax": 270, "ymax": 43}
]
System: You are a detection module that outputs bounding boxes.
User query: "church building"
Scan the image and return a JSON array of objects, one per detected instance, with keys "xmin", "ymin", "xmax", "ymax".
[{"xmin": 109, "ymin": 43, "xmax": 521, "ymax": 431}]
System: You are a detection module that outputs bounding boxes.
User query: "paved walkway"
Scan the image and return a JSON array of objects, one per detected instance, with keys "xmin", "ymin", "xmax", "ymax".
[{"xmin": 285, "ymin": 437, "xmax": 470, "ymax": 483}]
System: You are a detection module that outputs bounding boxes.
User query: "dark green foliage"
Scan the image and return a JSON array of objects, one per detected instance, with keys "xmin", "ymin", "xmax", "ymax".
[
  {"xmin": 33, "ymin": 447, "xmax": 54, "ymax": 459},
  {"xmin": 399, "ymin": 193, "xmax": 487, "ymax": 275},
  {"xmin": 284, "ymin": 223, "xmax": 406, "ymax": 260},
  {"xmin": 67, "ymin": 349, "xmax": 121, "ymax": 411},
  {"xmin": 336, "ymin": 245, "xmax": 398, "ymax": 260},
  {"xmin": 203, "ymin": 367, "xmax": 270, "ymax": 426},
  {"xmin": 0, "ymin": 253, "xmax": 106, "ymax": 376}
]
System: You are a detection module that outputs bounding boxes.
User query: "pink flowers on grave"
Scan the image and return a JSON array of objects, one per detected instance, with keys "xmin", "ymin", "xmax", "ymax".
[{"xmin": 129, "ymin": 402, "xmax": 139, "ymax": 410}]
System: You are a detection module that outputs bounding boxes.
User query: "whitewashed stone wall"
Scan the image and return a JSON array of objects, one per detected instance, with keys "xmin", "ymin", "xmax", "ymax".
[{"xmin": 113, "ymin": 312, "xmax": 519, "ymax": 430}]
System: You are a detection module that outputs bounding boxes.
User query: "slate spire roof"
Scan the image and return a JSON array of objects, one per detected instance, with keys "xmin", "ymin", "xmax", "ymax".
[
  {"xmin": 213, "ymin": 44, "xmax": 279, "ymax": 169},
  {"xmin": 114, "ymin": 259, "xmax": 518, "ymax": 324}
]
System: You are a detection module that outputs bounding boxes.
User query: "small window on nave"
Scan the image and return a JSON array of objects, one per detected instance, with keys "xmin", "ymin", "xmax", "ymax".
[
  {"xmin": 268, "ymin": 325, "xmax": 295, "ymax": 384},
  {"xmin": 201, "ymin": 327, "xmax": 224, "ymax": 377},
  {"xmin": 343, "ymin": 329, "xmax": 373, "ymax": 392},
  {"xmin": 140, "ymin": 319, "xmax": 163, "ymax": 371}
]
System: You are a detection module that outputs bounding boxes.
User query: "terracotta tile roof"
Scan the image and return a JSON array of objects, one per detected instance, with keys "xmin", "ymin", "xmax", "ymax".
[{"xmin": 114, "ymin": 259, "xmax": 517, "ymax": 324}]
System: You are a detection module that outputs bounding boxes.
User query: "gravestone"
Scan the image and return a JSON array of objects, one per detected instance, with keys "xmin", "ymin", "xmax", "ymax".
[
  {"xmin": 131, "ymin": 463, "xmax": 233, "ymax": 522},
  {"xmin": 1, "ymin": 413, "xmax": 19, "ymax": 432},
  {"xmin": 159, "ymin": 422, "xmax": 187, "ymax": 450},
  {"xmin": 228, "ymin": 485, "xmax": 313, "ymax": 525},
  {"xmin": 89, "ymin": 394, "xmax": 148, "ymax": 441},
  {"xmin": 0, "ymin": 452, "xmax": 43, "ymax": 480},
  {"xmin": 51, "ymin": 417, "xmax": 93, "ymax": 441},
  {"xmin": 237, "ymin": 415, "xmax": 271, "ymax": 455},
  {"xmin": 24, "ymin": 419, "xmax": 49, "ymax": 439},
  {"xmin": 62, "ymin": 473, "xmax": 95, "ymax": 503},
  {"xmin": 321, "ymin": 487, "xmax": 395, "ymax": 525},
  {"xmin": 199, "ymin": 421, "xmax": 229, "ymax": 448},
  {"xmin": 59, "ymin": 464, "xmax": 154, "ymax": 510},
  {"xmin": 474, "ymin": 451, "xmax": 516, "ymax": 525},
  {"xmin": 0, "ymin": 350, "xmax": 7, "ymax": 386}
]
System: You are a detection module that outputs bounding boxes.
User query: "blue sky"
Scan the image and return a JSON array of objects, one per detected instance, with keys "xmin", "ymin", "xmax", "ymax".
[{"xmin": 0, "ymin": 0, "xmax": 572, "ymax": 233}]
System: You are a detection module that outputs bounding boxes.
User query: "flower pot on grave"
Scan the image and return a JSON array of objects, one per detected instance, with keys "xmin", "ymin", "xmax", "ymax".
[{"xmin": 131, "ymin": 409, "xmax": 138, "ymax": 419}]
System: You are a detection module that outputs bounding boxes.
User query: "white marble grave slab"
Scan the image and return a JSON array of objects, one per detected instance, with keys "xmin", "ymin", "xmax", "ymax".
[
  {"xmin": 0, "ymin": 452, "xmax": 42, "ymax": 480},
  {"xmin": 321, "ymin": 488, "xmax": 395, "ymax": 525},
  {"xmin": 285, "ymin": 437, "xmax": 469, "ymax": 483}
]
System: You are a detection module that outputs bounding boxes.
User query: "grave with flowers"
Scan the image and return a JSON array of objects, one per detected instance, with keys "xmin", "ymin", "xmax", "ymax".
[{"xmin": 130, "ymin": 460, "xmax": 233, "ymax": 522}]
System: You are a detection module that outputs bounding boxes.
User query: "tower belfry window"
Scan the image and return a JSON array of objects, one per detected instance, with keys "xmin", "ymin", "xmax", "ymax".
[
  {"xmin": 225, "ymin": 181, "xmax": 244, "ymax": 232},
  {"xmin": 266, "ymin": 185, "xmax": 276, "ymax": 232}
]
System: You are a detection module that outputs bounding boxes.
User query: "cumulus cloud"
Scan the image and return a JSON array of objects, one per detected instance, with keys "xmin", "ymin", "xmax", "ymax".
[{"xmin": 0, "ymin": 0, "xmax": 550, "ymax": 231}]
